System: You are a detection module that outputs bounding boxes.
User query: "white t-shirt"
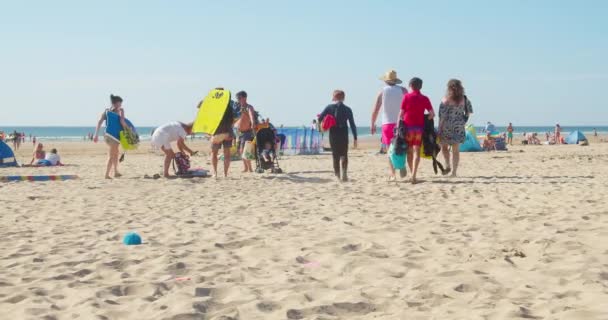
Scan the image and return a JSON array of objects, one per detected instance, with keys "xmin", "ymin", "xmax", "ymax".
[
  {"xmin": 151, "ymin": 122, "xmax": 187, "ymax": 148},
  {"xmin": 45, "ymin": 153, "xmax": 61, "ymax": 165},
  {"xmin": 381, "ymin": 85, "xmax": 407, "ymax": 125}
]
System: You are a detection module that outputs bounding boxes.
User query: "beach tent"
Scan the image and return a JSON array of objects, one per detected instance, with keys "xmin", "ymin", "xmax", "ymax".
[
  {"xmin": 460, "ymin": 125, "xmax": 483, "ymax": 152},
  {"xmin": 0, "ymin": 140, "xmax": 17, "ymax": 167},
  {"xmin": 565, "ymin": 130, "xmax": 587, "ymax": 145}
]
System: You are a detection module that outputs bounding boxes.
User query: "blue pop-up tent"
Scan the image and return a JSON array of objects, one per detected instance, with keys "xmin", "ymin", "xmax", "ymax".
[
  {"xmin": 565, "ymin": 130, "xmax": 587, "ymax": 145},
  {"xmin": 0, "ymin": 140, "xmax": 17, "ymax": 167},
  {"xmin": 460, "ymin": 125, "xmax": 483, "ymax": 152}
]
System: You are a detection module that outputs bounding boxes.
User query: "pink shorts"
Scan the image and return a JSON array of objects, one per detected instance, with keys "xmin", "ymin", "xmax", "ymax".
[{"xmin": 381, "ymin": 123, "xmax": 396, "ymax": 145}]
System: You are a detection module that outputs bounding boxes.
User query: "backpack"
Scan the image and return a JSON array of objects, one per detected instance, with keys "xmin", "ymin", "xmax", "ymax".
[
  {"xmin": 321, "ymin": 104, "xmax": 341, "ymax": 131},
  {"xmin": 173, "ymin": 152, "xmax": 191, "ymax": 175}
]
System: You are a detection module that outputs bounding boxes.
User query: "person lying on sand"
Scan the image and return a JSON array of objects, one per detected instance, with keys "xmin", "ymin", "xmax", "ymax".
[
  {"xmin": 151, "ymin": 122, "xmax": 195, "ymax": 178},
  {"xmin": 44, "ymin": 148, "xmax": 63, "ymax": 166}
]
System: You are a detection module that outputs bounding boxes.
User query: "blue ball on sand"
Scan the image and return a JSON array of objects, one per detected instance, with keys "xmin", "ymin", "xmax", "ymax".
[{"xmin": 123, "ymin": 232, "xmax": 142, "ymax": 245}]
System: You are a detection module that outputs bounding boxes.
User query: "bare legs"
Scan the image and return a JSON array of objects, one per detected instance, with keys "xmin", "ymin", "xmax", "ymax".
[
  {"xmin": 211, "ymin": 149, "xmax": 219, "ymax": 178},
  {"xmin": 387, "ymin": 157, "xmax": 396, "ymax": 179},
  {"xmin": 105, "ymin": 143, "xmax": 121, "ymax": 179},
  {"xmin": 441, "ymin": 144, "xmax": 460, "ymax": 177},
  {"xmin": 211, "ymin": 144, "xmax": 231, "ymax": 178},
  {"xmin": 441, "ymin": 144, "xmax": 451, "ymax": 171},
  {"xmin": 242, "ymin": 159, "xmax": 253, "ymax": 173},
  {"xmin": 223, "ymin": 147, "xmax": 231, "ymax": 177},
  {"xmin": 160, "ymin": 146, "xmax": 175, "ymax": 178},
  {"xmin": 407, "ymin": 146, "xmax": 421, "ymax": 184}
]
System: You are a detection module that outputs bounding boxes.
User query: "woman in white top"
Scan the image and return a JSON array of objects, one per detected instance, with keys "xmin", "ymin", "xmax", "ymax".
[
  {"xmin": 45, "ymin": 148, "xmax": 63, "ymax": 166},
  {"xmin": 151, "ymin": 122, "xmax": 195, "ymax": 177}
]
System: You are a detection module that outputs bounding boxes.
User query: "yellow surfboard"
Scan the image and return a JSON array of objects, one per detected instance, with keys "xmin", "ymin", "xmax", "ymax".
[{"xmin": 193, "ymin": 89, "xmax": 231, "ymax": 134}]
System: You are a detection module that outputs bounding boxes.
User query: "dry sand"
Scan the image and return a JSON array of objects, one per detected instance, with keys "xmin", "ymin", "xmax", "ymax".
[{"xmin": 1, "ymin": 139, "xmax": 607, "ymax": 320}]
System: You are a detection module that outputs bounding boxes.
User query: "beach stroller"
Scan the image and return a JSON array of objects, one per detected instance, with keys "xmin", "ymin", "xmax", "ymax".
[{"xmin": 254, "ymin": 127, "xmax": 282, "ymax": 173}]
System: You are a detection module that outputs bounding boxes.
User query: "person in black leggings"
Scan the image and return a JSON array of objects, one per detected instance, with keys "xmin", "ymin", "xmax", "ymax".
[{"xmin": 319, "ymin": 90, "xmax": 357, "ymax": 182}]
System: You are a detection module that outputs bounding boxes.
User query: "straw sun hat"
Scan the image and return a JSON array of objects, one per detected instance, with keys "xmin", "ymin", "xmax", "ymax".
[{"xmin": 380, "ymin": 70, "xmax": 402, "ymax": 84}]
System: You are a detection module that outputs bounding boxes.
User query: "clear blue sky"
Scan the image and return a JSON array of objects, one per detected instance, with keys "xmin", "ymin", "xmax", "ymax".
[{"xmin": 1, "ymin": 0, "xmax": 606, "ymax": 127}]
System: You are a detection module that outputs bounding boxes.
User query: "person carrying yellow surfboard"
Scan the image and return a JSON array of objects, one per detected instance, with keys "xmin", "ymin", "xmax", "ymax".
[{"xmin": 233, "ymin": 91, "xmax": 258, "ymax": 173}]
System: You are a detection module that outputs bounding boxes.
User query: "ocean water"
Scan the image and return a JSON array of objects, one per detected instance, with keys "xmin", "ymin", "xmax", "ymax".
[
  {"xmin": 1, "ymin": 125, "xmax": 606, "ymax": 141},
  {"xmin": 0, "ymin": 126, "xmax": 157, "ymax": 141}
]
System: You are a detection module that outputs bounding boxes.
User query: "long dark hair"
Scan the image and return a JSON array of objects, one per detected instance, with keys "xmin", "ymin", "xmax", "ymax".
[{"xmin": 446, "ymin": 79, "xmax": 465, "ymax": 104}]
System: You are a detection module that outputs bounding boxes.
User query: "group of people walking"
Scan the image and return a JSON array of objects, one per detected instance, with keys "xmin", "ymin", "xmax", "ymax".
[
  {"xmin": 319, "ymin": 70, "xmax": 473, "ymax": 184},
  {"xmin": 92, "ymin": 71, "xmax": 472, "ymax": 183}
]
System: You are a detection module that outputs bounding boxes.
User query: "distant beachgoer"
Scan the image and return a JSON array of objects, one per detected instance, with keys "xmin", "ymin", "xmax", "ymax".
[
  {"xmin": 438, "ymin": 79, "xmax": 472, "ymax": 177},
  {"xmin": 234, "ymin": 91, "xmax": 256, "ymax": 173},
  {"xmin": 555, "ymin": 124, "xmax": 562, "ymax": 144},
  {"xmin": 30, "ymin": 143, "xmax": 46, "ymax": 165},
  {"xmin": 485, "ymin": 121, "xmax": 496, "ymax": 133},
  {"xmin": 594, "ymin": 128, "xmax": 598, "ymax": 137},
  {"xmin": 12, "ymin": 130, "xmax": 19, "ymax": 150},
  {"xmin": 151, "ymin": 122, "xmax": 195, "ymax": 178},
  {"xmin": 44, "ymin": 148, "xmax": 63, "ymax": 166},
  {"xmin": 32, "ymin": 136, "xmax": 36, "ymax": 146},
  {"xmin": 319, "ymin": 90, "xmax": 357, "ymax": 182},
  {"xmin": 507, "ymin": 123, "xmax": 514, "ymax": 145},
  {"xmin": 398, "ymin": 77, "xmax": 435, "ymax": 184},
  {"xmin": 94, "ymin": 94, "xmax": 127, "ymax": 179},
  {"xmin": 371, "ymin": 70, "xmax": 408, "ymax": 180},
  {"xmin": 208, "ymin": 88, "xmax": 235, "ymax": 178}
]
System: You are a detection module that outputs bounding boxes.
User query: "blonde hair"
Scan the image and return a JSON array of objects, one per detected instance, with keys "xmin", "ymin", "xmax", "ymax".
[{"xmin": 332, "ymin": 90, "xmax": 345, "ymax": 102}]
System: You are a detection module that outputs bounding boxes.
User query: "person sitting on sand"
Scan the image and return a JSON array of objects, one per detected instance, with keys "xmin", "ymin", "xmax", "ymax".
[
  {"xmin": 30, "ymin": 143, "xmax": 46, "ymax": 165},
  {"xmin": 483, "ymin": 132, "xmax": 496, "ymax": 151},
  {"xmin": 527, "ymin": 133, "xmax": 540, "ymax": 145},
  {"xmin": 151, "ymin": 122, "xmax": 195, "ymax": 178},
  {"xmin": 44, "ymin": 148, "xmax": 63, "ymax": 166}
]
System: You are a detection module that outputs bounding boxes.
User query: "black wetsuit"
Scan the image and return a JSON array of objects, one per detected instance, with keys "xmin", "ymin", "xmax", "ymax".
[{"xmin": 319, "ymin": 102, "xmax": 357, "ymax": 178}]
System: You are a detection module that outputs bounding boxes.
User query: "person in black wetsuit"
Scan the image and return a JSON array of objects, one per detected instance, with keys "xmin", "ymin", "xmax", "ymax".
[{"xmin": 318, "ymin": 90, "xmax": 357, "ymax": 182}]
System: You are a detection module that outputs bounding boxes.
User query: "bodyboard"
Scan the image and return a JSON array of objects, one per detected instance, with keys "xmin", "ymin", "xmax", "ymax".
[
  {"xmin": 105, "ymin": 112, "xmax": 139, "ymax": 149},
  {"xmin": 193, "ymin": 89, "xmax": 231, "ymax": 134}
]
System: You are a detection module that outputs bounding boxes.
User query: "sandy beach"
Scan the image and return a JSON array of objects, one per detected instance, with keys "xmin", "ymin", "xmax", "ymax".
[{"xmin": 1, "ymin": 140, "xmax": 607, "ymax": 320}]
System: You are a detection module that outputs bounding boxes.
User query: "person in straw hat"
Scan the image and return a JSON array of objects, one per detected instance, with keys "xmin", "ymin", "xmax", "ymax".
[{"xmin": 371, "ymin": 70, "xmax": 408, "ymax": 181}]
